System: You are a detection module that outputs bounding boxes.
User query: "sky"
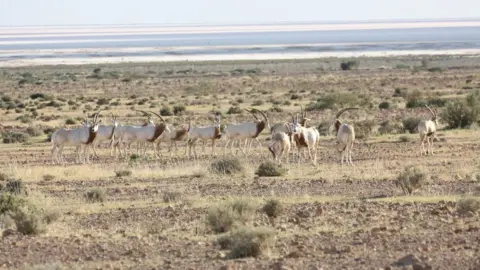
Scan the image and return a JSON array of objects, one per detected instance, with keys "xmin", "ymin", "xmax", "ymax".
[{"xmin": 1, "ymin": 0, "xmax": 479, "ymax": 26}]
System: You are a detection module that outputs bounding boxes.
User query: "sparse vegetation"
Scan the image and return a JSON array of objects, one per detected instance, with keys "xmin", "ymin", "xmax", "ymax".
[
  {"xmin": 255, "ymin": 162, "xmax": 288, "ymax": 177},
  {"xmin": 395, "ymin": 166, "xmax": 429, "ymax": 195},
  {"xmin": 456, "ymin": 197, "xmax": 480, "ymax": 214},
  {"xmin": 210, "ymin": 157, "xmax": 244, "ymax": 175},
  {"xmin": 84, "ymin": 188, "xmax": 105, "ymax": 203},
  {"xmin": 215, "ymin": 226, "xmax": 275, "ymax": 258},
  {"xmin": 206, "ymin": 198, "xmax": 256, "ymax": 233},
  {"xmin": 115, "ymin": 170, "xmax": 132, "ymax": 178}
]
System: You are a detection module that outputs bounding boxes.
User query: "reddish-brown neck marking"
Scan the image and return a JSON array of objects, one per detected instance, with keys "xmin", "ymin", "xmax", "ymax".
[
  {"xmin": 86, "ymin": 127, "xmax": 97, "ymax": 145},
  {"xmin": 334, "ymin": 120, "xmax": 341, "ymax": 133},
  {"xmin": 148, "ymin": 124, "xmax": 166, "ymax": 142},
  {"xmin": 294, "ymin": 133, "xmax": 308, "ymax": 148},
  {"xmin": 214, "ymin": 127, "xmax": 222, "ymax": 139},
  {"xmin": 173, "ymin": 128, "xmax": 188, "ymax": 141},
  {"xmin": 252, "ymin": 121, "xmax": 266, "ymax": 138}
]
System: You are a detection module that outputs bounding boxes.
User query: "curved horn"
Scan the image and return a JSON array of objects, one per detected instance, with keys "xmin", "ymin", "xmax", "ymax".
[
  {"xmin": 335, "ymin": 107, "xmax": 360, "ymax": 119},
  {"xmin": 244, "ymin": 108, "xmax": 260, "ymax": 121},
  {"xmin": 134, "ymin": 109, "xmax": 151, "ymax": 116},
  {"xmin": 425, "ymin": 105, "xmax": 435, "ymax": 118},
  {"xmin": 93, "ymin": 110, "xmax": 102, "ymax": 123},
  {"xmin": 148, "ymin": 111, "xmax": 166, "ymax": 123},
  {"xmin": 251, "ymin": 108, "xmax": 269, "ymax": 126}
]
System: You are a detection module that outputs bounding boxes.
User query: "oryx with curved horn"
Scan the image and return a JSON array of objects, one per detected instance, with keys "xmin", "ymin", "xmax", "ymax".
[
  {"xmin": 417, "ymin": 105, "xmax": 439, "ymax": 156},
  {"xmin": 332, "ymin": 107, "xmax": 360, "ymax": 166},
  {"xmin": 51, "ymin": 110, "xmax": 102, "ymax": 164}
]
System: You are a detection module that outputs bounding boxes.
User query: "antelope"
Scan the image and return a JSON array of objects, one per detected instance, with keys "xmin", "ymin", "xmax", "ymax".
[
  {"xmin": 51, "ymin": 111, "xmax": 102, "ymax": 164},
  {"xmin": 270, "ymin": 105, "xmax": 309, "ymax": 144},
  {"xmin": 417, "ymin": 105, "xmax": 439, "ymax": 156},
  {"xmin": 155, "ymin": 118, "xmax": 190, "ymax": 157},
  {"xmin": 115, "ymin": 110, "xmax": 167, "ymax": 157},
  {"xmin": 223, "ymin": 108, "xmax": 270, "ymax": 155},
  {"xmin": 332, "ymin": 107, "xmax": 360, "ymax": 166},
  {"xmin": 187, "ymin": 114, "xmax": 222, "ymax": 158},
  {"xmin": 291, "ymin": 113, "xmax": 320, "ymax": 165},
  {"xmin": 91, "ymin": 113, "xmax": 119, "ymax": 158},
  {"xmin": 267, "ymin": 126, "xmax": 292, "ymax": 164}
]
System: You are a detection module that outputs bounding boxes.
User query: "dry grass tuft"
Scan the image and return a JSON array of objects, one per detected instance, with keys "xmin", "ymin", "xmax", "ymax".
[
  {"xmin": 42, "ymin": 174, "xmax": 55, "ymax": 181},
  {"xmin": 255, "ymin": 162, "xmax": 288, "ymax": 177},
  {"xmin": 395, "ymin": 166, "xmax": 429, "ymax": 195},
  {"xmin": 206, "ymin": 198, "xmax": 257, "ymax": 233},
  {"xmin": 115, "ymin": 170, "xmax": 133, "ymax": 178},
  {"xmin": 457, "ymin": 197, "xmax": 480, "ymax": 214},
  {"xmin": 84, "ymin": 188, "xmax": 106, "ymax": 203},
  {"xmin": 162, "ymin": 190, "xmax": 183, "ymax": 203},
  {"xmin": 209, "ymin": 157, "xmax": 244, "ymax": 175},
  {"xmin": 215, "ymin": 226, "xmax": 276, "ymax": 258},
  {"xmin": 261, "ymin": 199, "xmax": 284, "ymax": 218}
]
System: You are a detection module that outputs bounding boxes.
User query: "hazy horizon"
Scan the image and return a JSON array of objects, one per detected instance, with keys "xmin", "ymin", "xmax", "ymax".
[{"xmin": 1, "ymin": 0, "xmax": 480, "ymax": 27}]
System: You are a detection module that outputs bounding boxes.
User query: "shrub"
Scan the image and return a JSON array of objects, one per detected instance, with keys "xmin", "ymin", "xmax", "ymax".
[
  {"xmin": 402, "ymin": 117, "xmax": 422, "ymax": 133},
  {"xmin": 441, "ymin": 100, "xmax": 477, "ymax": 129},
  {"xmin": 255, "ymin": 162, "xmax": 288, "ymax": 177},
  {"xmin": 261, "ymin": 199, "xmax": 283, "ymax": 218},
  {"xmin": 216, "ymin": 226, "xmax": 276, "ymax": 258},
  {"xmin": 398, "ymin": 135, "xmax": 412, "ymax": 142},
  {"xmin": 456, "ymin": 197, "xmax": 480, "ymax": 214},
  {"xmin": 162, "ymin": 190, "xmax": 182, "ymax": 203},
  {"xmin": 0, "ymin": 193, "xmax": 26, "ymax": 214},
  {"xmin": 227, "ymin": 106, "xmax": 242, "ymax": 114},
  {"xmin": 251, "ymin": 100, "xmax": 264, "ymax": 106},
  {"xmin": 9, "ymin": 207, "xmax": 46, "ymax": 235},
  {"xmin": 378, "ymin": 120, "xmax": 403, "ymax": 135},
  {"xmin": 206, "ymin": 198, "xmax": 256, "ymax": 233},
  {"xmin": 173, "ymin": 105, "xmax": 186, "ymax": 115},
  {"xmin": 26, "ymin": 126, "xmax": 43, "ymax": 137},
  {"xmin": 210, "ymin": 157, "xmax": 244, "ymax": 175},
  {"xmin": 65, "ymin": 118, "xmax": 77, "ymax": 125},
  {"xmin": 2, "ymin": 131, "xmax": 30, "ymax": 144},
  {"xmin": 42, "ymin": 174, "xmax": 55, "ymax": 181},
  {"xmin": 4, "ymin": 180, "xmax": 26, "ymax": 195},
  {"xmin": 84, "ymin": 188, "xmax": 105, "ymax": 203},
  {"xmin": 115, "ymin": 170, "xmax": 132, "ymax": 178},
  {"xmin": 160, "ymin": 106, "xmax": 173, "ymax": 116},
  {"xmin": 406, "ymin": 99, "xmax": 428, "ymax": 108},
  {"xmin": 340, "ymin": 60, "xmax": 359, "ymax": 70},
  {"xmin": 354, "ymin": 120, "xmax": 376, "ymax": 139},
  {"xmin": 378, "ymin": 101, "xmax": 390, "ymax": 109},
  {"xmin": 395, "ymin": 166, "xmax": 428, "ymax": 195},
  {"xmin": 96, "ymin": 97, "xmax": 109, "ymax": 105}
]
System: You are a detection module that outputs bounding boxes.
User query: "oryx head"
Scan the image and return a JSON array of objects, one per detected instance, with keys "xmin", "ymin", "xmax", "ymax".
[{"xmin": 425, "ymin": 105, "xmax": 438, "ymax": 126}]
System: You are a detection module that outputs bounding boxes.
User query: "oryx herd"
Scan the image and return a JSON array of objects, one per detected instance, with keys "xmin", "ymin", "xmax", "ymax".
[{"xmin": 49, "ymin": 104, "xmax": 439, "ymax": 166}]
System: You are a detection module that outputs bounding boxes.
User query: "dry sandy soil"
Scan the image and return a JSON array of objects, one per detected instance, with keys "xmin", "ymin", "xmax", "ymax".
[{"xmin": 0, "ymin": 56, "xmax": 479, "ymax": 270}]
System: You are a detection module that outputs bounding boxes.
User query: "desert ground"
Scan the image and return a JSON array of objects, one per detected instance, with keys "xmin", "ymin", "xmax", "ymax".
[{"xmin": 0, "ymin": 55, "xmax": 479, "ymax": 270}]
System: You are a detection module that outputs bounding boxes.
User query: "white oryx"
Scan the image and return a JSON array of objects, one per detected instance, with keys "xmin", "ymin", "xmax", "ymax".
[
  {"xmin": 91, "ymin": 113, "xmax": 119, "ymax": 158},
  {"xmin": 115, "ymin": 110, "xmax": 167, "ymax": 157},
  {"xmin": 155, "ymin": 118, "xmax": 190, "ymax": 157},
  {"xmin": 223, "ymin": 108, "xmax": 270, "ymax": 155},
  {"xmin": 187, "ymin": 113, "xmax": 222, "ymax": 158},
  {"xmin": 51, "ymin": 111, "xmax": 102, "ymax": 164},
  {"xmin": 291, "ymin": 112, "xmax": 320, "ymax": 165},
  {"xmin": 332, "ymin": 107, "xmax": 360, "ymax": 166},
  {"xmin": 417, "ymin": 105, "xmax": 439, "ymax": 156}
]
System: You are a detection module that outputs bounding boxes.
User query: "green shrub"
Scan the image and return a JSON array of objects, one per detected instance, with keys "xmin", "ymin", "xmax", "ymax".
[
  {"xmin": 26, "ymin": 126, "xmax": 43, "ymax": 137},
  {"xmin": 173, "ymin": 104, "xmax": 186, "ymax": 115},
  {"xmin": 210, "ymin": 157, "xmax": 244, "ymax": 175},
  {"xmin": 340, "ymin": 60, "xmax": 359, "ymax": 70},
  {"xmin": 255, "ymin": 162, "xmax": 288, "ymax": 177},
  {"xmin": 160, "ymin": 106, "xmax": 173, "ymax": 116},
  {"xmin": 441, "ymin": 100, "xmax": 478, "ymax": 129},
  {"xmin": 378, "ymin": 101, "xmax": 390, "ymax": 109},
  {"xmin": 65, "ymin": 118, "xmax": 77, "ymax": 125},
  {"xmin": 378, "ymin": 120, "xmax": 403, "ymax": 135},
  {"xmin": 402, "ymin": 117, "xmax": 422, "ymax": 133},
  {"xmin": 227, "ymin": 106, "xmax": 242, "ymax": 114},
  {"xmin": 2, "ymin": 131, "xmax": 30, "ymax": 144},
  {"xmin": 0, "ymin": 193, "xmax": 26, "ymax": 215},
  {"xmin": 9, "ymin": 207, "xmax": 46, "ymax": 235}
]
